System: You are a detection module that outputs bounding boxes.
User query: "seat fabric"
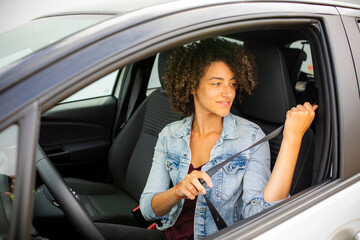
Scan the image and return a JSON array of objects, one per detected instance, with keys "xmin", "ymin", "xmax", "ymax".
[{"xmin": 64, "ymin": 178, "xmax": 139, "ymax": 225}]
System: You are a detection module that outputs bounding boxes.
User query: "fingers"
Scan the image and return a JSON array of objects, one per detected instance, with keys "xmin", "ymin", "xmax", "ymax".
[
  {"xmin": 284, "ymin": 102, "xmax": 318, "ymax": 142},
  {"xmin": 304, "ymin": 102, "xmax": 317, "ymax": 118},
  {"xmin": 177, "ymin": 182, "xmax": 197, "ymax": 200},
  {"xmin": 303, "ymin": 102, "xmax": 318, "ymax": 111},
  {"xmin": 290, "ymin": 102, "xmax": 317, "ymax": 115},
  {"xmin": 178, "ymin": 171, "xmax": 213, "ymax": 200}
]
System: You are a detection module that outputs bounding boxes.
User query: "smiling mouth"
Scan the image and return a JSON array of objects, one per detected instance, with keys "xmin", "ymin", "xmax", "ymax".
[{"xmin": 217, "ymin": 101, "xmax": 231, "ymax": 106}]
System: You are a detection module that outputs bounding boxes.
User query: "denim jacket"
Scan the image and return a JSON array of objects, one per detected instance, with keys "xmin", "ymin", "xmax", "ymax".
[{"xmin": 140, "ymin": 113, "xmax": 278, "ymax": 238}]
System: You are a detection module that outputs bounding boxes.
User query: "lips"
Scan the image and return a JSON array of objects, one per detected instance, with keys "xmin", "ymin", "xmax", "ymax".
[{"xmin": 217, "ymin": 101, "xmax": 231, "ymax": 106}]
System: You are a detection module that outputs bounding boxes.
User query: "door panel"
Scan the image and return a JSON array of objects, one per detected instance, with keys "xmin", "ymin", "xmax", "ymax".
[
  {"xmin": 252, "ymin": 177, "xmax": 360, "ymax": 240},
  {"xmin": 39, "ymin": 96, "xmax": 117, "ymax": 181}
]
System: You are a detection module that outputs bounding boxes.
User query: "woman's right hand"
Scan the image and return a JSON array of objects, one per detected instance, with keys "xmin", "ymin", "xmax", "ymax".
[
  {"xmin": 175, "ymin": 171, "xmax": 213, "ymax": 200},
  {"xmin": 151, "ymin": 170, "xmax": 213, "ymax": 216}
]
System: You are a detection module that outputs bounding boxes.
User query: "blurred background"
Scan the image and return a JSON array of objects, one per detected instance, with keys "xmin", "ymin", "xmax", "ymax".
[
  {"xmin": 0, "ymin": 0, "xmax": 179, "ymax": 34},
  {"xmin": 0, "ymin": 0, "xmax": 110, "ymax": 34}
]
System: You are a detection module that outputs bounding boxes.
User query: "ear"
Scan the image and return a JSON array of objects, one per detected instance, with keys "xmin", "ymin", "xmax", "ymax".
[{"xmin": 190, "ymin": 88, "xmax": 196, "ymax": 95}]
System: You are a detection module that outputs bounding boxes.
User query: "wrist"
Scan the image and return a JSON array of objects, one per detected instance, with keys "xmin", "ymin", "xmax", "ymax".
[
  {"xmin": 283, "ymin": 133, "xmax": 303, "ymax": 146},
  {"xmin": 174, "ymin": 181, "xmax": 185, "ymax": 200}
]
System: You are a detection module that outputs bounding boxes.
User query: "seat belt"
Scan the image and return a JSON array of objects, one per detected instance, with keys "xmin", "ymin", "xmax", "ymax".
[{"xmin": 199, "ymin": 124, "xmax": 284, "ymax": 231}]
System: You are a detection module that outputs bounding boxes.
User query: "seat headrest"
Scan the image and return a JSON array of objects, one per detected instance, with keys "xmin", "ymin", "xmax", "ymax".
[
  {"xmin": 238, "ymin": 45, "xmax": 296, "ymax": 124},
  {"xmin": 157, "ymin": 50, "xmax": 172, "ymax": 89},
  {"xmin": 282, "ymin": 48, "xmax": 307, "ymax": 88},
  {"xmin": 147, "ymin": 50, "xmax": 172, "ymax": 90}
]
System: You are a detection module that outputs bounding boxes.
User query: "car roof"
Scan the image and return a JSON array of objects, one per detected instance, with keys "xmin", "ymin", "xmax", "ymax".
[
  {"xmin": 36, "ymin": 0, "xmax": 359, "ymax": 19},
  {"xmin": 36, "ymin": 0, "xmax": 178, "ymax": 18}
]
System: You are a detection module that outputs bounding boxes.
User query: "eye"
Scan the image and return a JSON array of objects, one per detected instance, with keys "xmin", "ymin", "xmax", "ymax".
[{"xmin": 212, "ymin": 82, "xmax": 221, "ymax": 86}]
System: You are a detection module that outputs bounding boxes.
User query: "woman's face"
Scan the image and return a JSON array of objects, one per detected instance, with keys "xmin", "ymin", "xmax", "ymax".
[{"xmin": 192, "ymin": 61, "xmax": 236, "ymax": 118}]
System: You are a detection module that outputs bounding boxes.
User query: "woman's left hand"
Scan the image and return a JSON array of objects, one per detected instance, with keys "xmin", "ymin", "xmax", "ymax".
[
  {"xmin": 264, "ymin": 102, "xmax": 318, "ymax": 202},
  {"xmin": 283, "ymin": 102, "xmax": 318, "ymax": 144}
]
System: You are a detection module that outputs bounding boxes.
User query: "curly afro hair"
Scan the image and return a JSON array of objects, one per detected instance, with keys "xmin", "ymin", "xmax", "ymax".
[{"xmin": 162, "ymin": 37, "xmax": 257, "ymax": 117}]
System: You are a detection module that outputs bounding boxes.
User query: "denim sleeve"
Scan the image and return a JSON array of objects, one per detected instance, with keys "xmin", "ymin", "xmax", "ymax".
[
  {"xmin": 140, "ymin": 128, "xmax": 171, "ymax": 221},
  {"xmin": 242, "ymin": 127, "xmax": 275, "ymax": 219}
]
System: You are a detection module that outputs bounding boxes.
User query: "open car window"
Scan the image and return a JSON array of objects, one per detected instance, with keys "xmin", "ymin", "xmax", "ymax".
[
  {"xmin": 61, "ymin": 70, "xmax": 119, "ymax": 103},
  {"xmin": 36, "ymin": 21, "xmax": 332, "ymax": 239}
]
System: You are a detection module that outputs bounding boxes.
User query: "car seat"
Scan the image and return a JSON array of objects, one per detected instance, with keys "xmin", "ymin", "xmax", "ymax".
[
  {"xmin": 61, "ymin": 53, "xmax": 181, "ymax": 226},
  {"xmin": 232, "ymin": 45, "xmax": 316, "ymax": 195}
]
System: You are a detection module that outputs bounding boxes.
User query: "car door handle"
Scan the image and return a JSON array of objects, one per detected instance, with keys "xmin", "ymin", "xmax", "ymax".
[{"xmin": 45, "ymin": 147, "xmax": 70, "ymax": 164}]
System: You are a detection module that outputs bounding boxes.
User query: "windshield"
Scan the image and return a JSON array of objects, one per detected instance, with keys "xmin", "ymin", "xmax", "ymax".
[{"xmin": 0, "ymin": 14, "xmax": 113, "ymax": 70}]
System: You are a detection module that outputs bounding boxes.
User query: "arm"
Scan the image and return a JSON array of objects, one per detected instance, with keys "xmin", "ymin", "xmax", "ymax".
[
  {"xmin": 151, "ymin": 186, "xmax": 180, "ymax": 217},
  {"xmin": 140, "ymin": 129, "xmax": 172, "ymax": 220},
  {"xmin": 263, "ymin": 102, "xmax": 317, "ymax": 202},
  {"xmin": 242, "ymin": 126, "xmax": 272, "ymax": 218}
]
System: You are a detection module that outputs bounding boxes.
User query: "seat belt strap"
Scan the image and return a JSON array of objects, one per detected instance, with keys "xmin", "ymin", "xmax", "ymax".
[
  {"xmin": 199, "ymin": 124, "xmax": 284, "ymax": 231},
  {"xmin": 200, "ymin": 124, "xmax": 284, "ymax": 184},
  {"xmin": 203, "ymin": 194, "xmax": 228, "ymax": 230}
]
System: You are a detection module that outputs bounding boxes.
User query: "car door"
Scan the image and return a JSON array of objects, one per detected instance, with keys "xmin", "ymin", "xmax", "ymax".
[
  {"xmin": 1, "ymin": 1, "xmax": 360, "ymax": 239},
  {"xmin": 38, "ymin": 53, "xmax": 156, "ymax": 181},
  {"xmin": 38, "ymin": 71, "xmax": 119, "ymax": 181}
]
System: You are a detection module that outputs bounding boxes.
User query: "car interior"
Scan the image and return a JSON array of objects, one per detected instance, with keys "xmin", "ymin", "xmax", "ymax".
[{"xmin": 31, "ymin": 25, "xmax": 329, "ymax": 239}]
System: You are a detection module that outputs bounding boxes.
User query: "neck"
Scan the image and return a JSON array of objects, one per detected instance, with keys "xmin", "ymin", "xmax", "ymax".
[{"xmin": 192, "ymin": 113, "xmax": 223, "ymax": 136}]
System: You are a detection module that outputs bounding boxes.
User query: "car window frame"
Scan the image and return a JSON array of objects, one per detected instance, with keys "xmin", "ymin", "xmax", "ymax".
[
  {"xmin": 334, "ymin": 7, "xmax": 360, "ymax": 178},
  {"xmin": 336, "ymin": 9, "xmax": 360, "ymax": 95},
  {"xmin": 36, "ymin": 18, "xmax": 336, "ymax": 239}
]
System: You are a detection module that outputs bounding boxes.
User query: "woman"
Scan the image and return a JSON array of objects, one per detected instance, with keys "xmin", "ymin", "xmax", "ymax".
[{"xmin": 140, "ymin": 38, "xmax": 317, "ymax": 239}]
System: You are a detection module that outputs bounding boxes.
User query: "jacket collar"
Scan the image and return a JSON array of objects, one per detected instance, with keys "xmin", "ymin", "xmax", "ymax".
[{"xmin": 174, "ymin": 113, "xmax": 239, "ymax": 140}]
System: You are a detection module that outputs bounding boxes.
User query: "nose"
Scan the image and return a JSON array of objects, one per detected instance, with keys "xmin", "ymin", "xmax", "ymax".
[{"xmin": 221, "ymin": 83, "xmax": 234, "ymax": 98}]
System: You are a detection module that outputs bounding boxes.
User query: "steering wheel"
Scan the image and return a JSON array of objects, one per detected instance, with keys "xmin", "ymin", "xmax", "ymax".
[{"xmin": 35, "ymin": 145, "xmax": 105, "ymax": 240}]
